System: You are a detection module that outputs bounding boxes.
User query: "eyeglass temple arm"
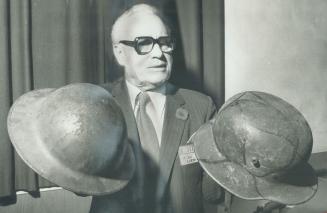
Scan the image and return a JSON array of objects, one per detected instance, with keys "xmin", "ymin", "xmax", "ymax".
[{"xmin": 119, "ymin": 40, "xmax": 135, "ymax": 46}]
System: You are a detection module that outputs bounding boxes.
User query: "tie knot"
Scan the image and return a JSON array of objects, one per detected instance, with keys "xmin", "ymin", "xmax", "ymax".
[{"xmin": 137, "ymin": 92, "xmax": 151, "ymax": 107}]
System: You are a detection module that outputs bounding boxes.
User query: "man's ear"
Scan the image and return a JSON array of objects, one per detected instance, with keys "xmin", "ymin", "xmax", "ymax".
[{"xmin": 113, "ymin": 44, "xmax": 125, "ymax": 66}]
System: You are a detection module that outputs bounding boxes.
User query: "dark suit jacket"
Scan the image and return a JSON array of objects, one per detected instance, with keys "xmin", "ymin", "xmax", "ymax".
[{"xmin": 89, "ymin": 79, "xmax": 220, "ymax": 213}]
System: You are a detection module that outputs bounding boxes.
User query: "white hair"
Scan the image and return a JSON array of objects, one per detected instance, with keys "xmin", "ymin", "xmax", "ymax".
[{"xmin": 111, "ymin": 4, "xmax": 168, "ymax": 44}]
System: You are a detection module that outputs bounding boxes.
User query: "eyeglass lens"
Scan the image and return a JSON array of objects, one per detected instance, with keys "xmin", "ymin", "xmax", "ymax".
[{"xmin": 136, "ymin": 37, "xmax": 174, "ymax": 54}]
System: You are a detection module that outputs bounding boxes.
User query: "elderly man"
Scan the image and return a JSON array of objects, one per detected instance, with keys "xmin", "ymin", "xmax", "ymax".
[{"xmin": 90, "ymin": 3, "xmax": 222, "ymax": 213}]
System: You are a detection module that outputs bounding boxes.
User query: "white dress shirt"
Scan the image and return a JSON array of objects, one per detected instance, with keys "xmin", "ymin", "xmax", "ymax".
[{"xmin": 125, "ymin": 80, "xmax": 166, "ymax": 146}]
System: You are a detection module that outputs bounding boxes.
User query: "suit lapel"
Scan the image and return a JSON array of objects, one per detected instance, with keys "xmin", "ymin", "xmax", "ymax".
[
  {"xmin": 111, "ymin": 81, "xmax": 188, "ymax": 203},
  {"xmin": 110, "ymin": 80, "xmax": 140, "ymax": 144},
  {"xmin": 159, "ymin": 83, "xmax": 188, "ymax": 195},
  {"xmin": 110, "ymin": 80, "xmax": 147, "ymax": 203}
]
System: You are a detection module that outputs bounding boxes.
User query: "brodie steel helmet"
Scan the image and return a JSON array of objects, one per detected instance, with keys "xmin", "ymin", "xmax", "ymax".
[
  {"xmin": 7, "ymin": 83, "xmax": 135, "ymax": 195},
  {"xmin": 192, "ymin": 91, "xmax": 317, "ymax": 205}
]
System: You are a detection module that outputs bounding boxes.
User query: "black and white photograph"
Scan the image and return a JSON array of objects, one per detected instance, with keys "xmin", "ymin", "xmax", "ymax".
[{"xmin": 0, "ymin": 0, "xmax": 326, "ymax": 213}]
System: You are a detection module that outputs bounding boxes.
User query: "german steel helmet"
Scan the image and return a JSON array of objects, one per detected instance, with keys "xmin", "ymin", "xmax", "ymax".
[
  {"xmin": 192, "ymin": 91, "xmax": 317, "ymax": 205},
  {"xmin": 7, "ymin": 83, "xmax": 135, "ymax": 195}
]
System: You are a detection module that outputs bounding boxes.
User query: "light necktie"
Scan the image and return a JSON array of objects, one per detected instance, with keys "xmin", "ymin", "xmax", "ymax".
[
  {"xmin": 136, "ymin": 92, "xmax": 162, "ymax": 212},
  {"xmin": 136, "ymin": 92, "xmax": 160, "ymax": 164}
]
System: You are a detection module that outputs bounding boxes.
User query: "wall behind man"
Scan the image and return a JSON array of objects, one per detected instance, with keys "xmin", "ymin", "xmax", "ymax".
[{"xmin": 225, "ymin": 0, "xmax": 327, "ymax": 153}]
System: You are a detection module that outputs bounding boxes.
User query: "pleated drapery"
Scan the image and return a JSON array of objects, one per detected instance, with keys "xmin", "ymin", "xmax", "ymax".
[
  {"xmin": 0, "ymin": 0, "xmax": 109, "ymax": 204},
  {"xmin": 0, "ymin": 0, "xmax": 44, "ymax": 204}
]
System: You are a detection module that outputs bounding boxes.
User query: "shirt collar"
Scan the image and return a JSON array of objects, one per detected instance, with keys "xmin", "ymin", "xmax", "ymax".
[{"xmin": 125, "ymin": 80, "xmax": 167, "ymax": 110}]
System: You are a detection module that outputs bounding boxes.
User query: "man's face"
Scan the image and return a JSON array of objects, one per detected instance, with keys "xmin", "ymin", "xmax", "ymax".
[{"xmin": 116, "ymin": 14, "xmax": 173, "ymax": 90}]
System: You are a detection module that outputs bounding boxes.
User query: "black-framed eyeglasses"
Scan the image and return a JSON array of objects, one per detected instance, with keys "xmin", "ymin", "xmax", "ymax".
[{"xmin": 119, "ymin": 36, "xmax": 175, "ymax": 55}]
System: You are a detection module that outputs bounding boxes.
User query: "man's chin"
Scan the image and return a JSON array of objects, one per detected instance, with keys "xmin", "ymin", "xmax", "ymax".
[
  {"xmin": 140, "ymin": 78, "xmax": 169, "ymax": 91},
  {"xmin": 148, "ymin": 73, "xmax": 170, "ymax": 83}
]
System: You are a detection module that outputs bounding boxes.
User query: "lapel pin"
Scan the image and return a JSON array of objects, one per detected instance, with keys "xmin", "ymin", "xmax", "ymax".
[{"xmin": 176, "ymin": 108, "xmax": 188, "ymax": 120}]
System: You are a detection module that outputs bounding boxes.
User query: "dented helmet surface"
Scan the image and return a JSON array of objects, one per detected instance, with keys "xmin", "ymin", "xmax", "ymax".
[{"xmin": 193, "ymin": 91, "xmax": 317, "ymax": 205}]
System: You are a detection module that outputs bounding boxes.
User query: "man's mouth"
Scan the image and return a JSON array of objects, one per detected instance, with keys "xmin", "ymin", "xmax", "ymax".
[{"xmin": 148, "ymin": 63, "xmax": 166, "ymax": 68}]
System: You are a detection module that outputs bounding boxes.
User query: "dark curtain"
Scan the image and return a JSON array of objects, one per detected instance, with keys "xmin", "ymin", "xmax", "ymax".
[
  {"xmin": 173, "ymin": 0, "xmax": 224, "ymax": 106},
  {"xmin": 0, "ymin": 0, "xmax": 224, "ymax": 205},
  {"xmin": 0, "ymin": 0, "xmax": 108, "ymax": 204}
]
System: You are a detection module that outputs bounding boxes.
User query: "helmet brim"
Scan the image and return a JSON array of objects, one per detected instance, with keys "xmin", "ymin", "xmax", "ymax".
[
  {"xmin": 192, "ymin": 122, "xmax": 318, "ymax": 205},
  {"xmin": 7, "ymin": 88, "xmax": 135, "ymax": 195}
]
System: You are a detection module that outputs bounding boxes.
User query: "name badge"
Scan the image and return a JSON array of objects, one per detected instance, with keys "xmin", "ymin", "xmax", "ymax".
[{"xmin": 178, "ymin": 144, "xmax": 198, "ymax": 166}]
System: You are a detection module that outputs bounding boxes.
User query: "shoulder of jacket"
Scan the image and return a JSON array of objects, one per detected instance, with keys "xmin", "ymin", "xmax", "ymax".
[
  {"xmin": 100, "ymin": 79, "xmax": 123, "ymax": 92},
  {"xmin": 178, "ymin": 87, "xmax": 212, "ymax": 104},
  {"xmin": 173, "ymin": 85, "xmax": 216, "ymax": 123}
]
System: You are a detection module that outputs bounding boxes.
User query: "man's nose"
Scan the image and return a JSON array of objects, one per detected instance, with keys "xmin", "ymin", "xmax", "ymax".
[{"xmin": 150, "ymin": 43, "xmax": 164, "ymax": 57}]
